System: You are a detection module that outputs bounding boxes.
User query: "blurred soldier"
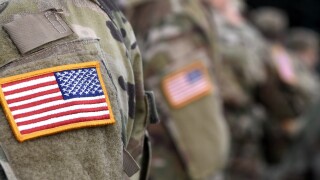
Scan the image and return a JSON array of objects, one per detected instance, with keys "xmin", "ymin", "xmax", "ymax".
[
  {"xmin": 0, "ymin": 0, "xmax": 158, "ymax": 179},
  {"xmin": 271, "ymin": 28, "xmax": 320, "ymax": 180},
  {"xmin": 286, "ymin": 28, "xmax": 319, "ymax": 71},
  {"xmin": 286, "ymin": 28, "xmax": 320, "ymax": 101},
  {"xmin": 251, "ymin": 7, "xmax": 320, "ymax": 168},
  {"xmin": 121, "ymin": 0, "xmax": 230, "ymax": 179},
  {"xmin": 207, "ymin": 0, "xmax": 269, "ymax": 179}
]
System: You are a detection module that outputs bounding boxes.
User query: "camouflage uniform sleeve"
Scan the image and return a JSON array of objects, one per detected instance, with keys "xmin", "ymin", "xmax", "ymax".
[
  {"xmin": 142, "ymin": 8, "xmax": 230, "ymax": 177},
  {"xmin": 257, "ymin": 50, "xmax": 306, "ymax": 119},
  {"xmin": 0, "ymin": 0, "xmax": 154, "ymax": 179},
  {"xmin": 95, "ymin": 0, "xmax": 151, "ymax": 177},
  {"xmin": 122, "ymin": 20, "xmax": 149, "ymax": 165},
  {"xmin": 110, "ymin": 7, "xmax": 146, "ymax": 149}
]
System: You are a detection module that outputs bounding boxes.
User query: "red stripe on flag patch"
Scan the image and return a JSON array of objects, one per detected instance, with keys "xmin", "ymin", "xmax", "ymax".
[
  {"xmin": 13, "ymin": 98, "xmax": 107, "ymax": 119},
  {"xmin": 7, "ymin": 88, "xmax": 61, "ymax": 104},
  {"xmin": 4, "ymin": 80, "xmax": 57, "ymax": 96},
  {"xmin": 9, "ymin": 96, "xmax": 63, "ymax": 111},
  {"xmin": 1, "ymin": 73, "xmax": 54, "ymax": 88},
  {"xmin": 17, "ymin": 106, "xmax": 109, "ymax": 126},
  {"xmin": 20, "ymin": 115, "xmax": 110, "ymax": 135}
]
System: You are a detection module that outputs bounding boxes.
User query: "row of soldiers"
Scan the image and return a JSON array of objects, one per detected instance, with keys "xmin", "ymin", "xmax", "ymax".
[{"xmin": 118, "ymin": 0, "xmax": 320, "ymax": 179}]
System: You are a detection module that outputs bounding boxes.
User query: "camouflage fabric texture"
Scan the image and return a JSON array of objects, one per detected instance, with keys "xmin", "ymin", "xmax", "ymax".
[
  {"xmin": 266, "ymin": 29, "xmax": 320, "ymax": 178},
  {"xmin": 0, "ymin": 0, "xmax": 153, "ymax": 179},
  {"xmin": 275, "ymin": 99, "xmax": 320, "ymax": 180},
  {"xmin": 213, "ymin": 11, "xmax": 267, "ymax": 107},
  {"xmin": 212, "ymin": 4, "xmax": 320, "ymax": 178},
  {"xmin": 251, "ymin": 8, "xmax": 320, "ymax": 120},
  {"xmin": 125, "ymin": 0, "xmax": 230, "ymax": 179},
  {"xmin": 259, "ymin": 44, "xmax": 320, "ymax": 166},
  {"xmin": 250, "ymin": 8, "xmax": 320, "ymax": 172},
  {"xmin": 211, "ymin": 9, "xmax": 268, "ymax": 180}
]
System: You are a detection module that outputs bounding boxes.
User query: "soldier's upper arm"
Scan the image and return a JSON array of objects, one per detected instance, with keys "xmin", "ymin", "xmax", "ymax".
[{"xmin": 0, "ymin": 0, "xmax": 155, "ymax": 179}]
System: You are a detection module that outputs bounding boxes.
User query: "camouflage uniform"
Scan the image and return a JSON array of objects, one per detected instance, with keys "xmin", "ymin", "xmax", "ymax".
[
  {"xmin": 123, "ymin": 0, "xmax": 230, "ymax": 179},
  {"xmin": 0, "ymin": 0, "xmax": 157, "ymax": 179},
  {"xmin": 251, "ymin": 7, "xmax": 320, "ymax": 169},
  {"xmin": 206, "ymin": 0, "xmax": 268, "ymax": 179},
  {"xmin": 267, "ymin": 28, "xmax": 320, "ymax": 180},
  {"xmin": 285, "ymin": 28, "xmax": 320, "ymax": 105},
  {"xmin": 263, "ymin": 98, "xmax": 320, "ymax": 180}
]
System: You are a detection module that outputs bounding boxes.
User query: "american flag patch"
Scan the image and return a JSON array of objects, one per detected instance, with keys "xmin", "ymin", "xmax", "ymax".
[
  {"xmin": 272, "ymin": 49, "xmax": 297, "ymax": 85},
  {"xmin": 162, "ymin": 62, "xmax": 213, "ymax": 109},
  {"xmin": 0, "ymin": 61, "xmax": 115, "ymax": 142}
]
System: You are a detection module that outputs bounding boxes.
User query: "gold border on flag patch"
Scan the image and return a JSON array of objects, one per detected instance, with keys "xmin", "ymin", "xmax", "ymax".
[
  {"xmin": 0, "ymin": 61, "xmax": 116, "ymax": 142},
  {"xmin": 162, "ymin": 61, "xmax": 213, "ymax": 109}
]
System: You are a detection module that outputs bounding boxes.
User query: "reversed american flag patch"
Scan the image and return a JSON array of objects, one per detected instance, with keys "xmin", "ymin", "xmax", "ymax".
[
  {"xmin": 0, "ymin": 61, "xmax": 115, "ymax": 142},
  {"xmin": 162, "ymin": 61, "xmax": 213, "ymax": 109}
]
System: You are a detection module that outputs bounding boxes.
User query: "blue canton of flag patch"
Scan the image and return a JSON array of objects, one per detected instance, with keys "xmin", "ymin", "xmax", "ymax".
[
  {"xmin": 187, "ymin": 70, "xmax": 203, "ymax": 83},
  {"xmin": 54, "ymin": 68, "xmax": 104, "ymax": 100}
]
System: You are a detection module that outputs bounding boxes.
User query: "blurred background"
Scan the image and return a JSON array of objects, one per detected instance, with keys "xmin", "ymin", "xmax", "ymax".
[
  {"xmin": 247, "ymin": 0, "xmax": 320, "ymax": 76},
  {"xmin": 118, "ymin": 0, "xmax": 320, "ymax": 179},
  {"xmin": 246, "ymin": 0, "xmax": 320, "ymax": 33}
]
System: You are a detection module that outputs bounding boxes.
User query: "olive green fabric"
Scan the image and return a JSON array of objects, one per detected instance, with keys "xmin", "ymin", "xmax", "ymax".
[
  {"xmin": 0, "ymin": 144, "xmax": 17, "ymax": 180},
  {"xmin": 3, "ymin": 9, "xmax": 73, "ymax": 54},
  {"xmin": 0, "ymin": 0, "xmax": 151, "ymax": 179},
  {"xmin": 123, "ymin": 148, "xmax": 141, "ymax": 177}
]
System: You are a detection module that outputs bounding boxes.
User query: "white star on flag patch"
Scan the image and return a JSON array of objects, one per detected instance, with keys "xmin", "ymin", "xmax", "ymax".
[
  {"xmin": 0, "ymin": 61, "xmax": 115, "ymax": 142},
  {"xmin": 162, "ymin": 61, "xmax": 213, "ymax": 109}
]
